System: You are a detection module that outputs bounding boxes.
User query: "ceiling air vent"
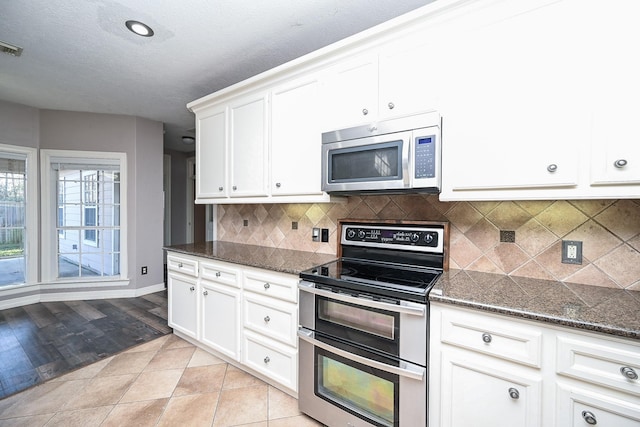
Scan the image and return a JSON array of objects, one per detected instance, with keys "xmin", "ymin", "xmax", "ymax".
[{"xmin": 0, "ymin": 40, "xmax": 23, "ymax": 57}]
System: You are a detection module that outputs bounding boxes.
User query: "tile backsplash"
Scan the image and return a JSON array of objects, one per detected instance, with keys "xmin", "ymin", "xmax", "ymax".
[{"xmin": 217, "ymin": 196, "xmax": 640, "ymax": 290}]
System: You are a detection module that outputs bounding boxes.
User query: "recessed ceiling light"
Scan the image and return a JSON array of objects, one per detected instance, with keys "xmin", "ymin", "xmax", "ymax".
[{"xmin": 125, "ymin": 20, "xmax": 154, "ymax": 37}]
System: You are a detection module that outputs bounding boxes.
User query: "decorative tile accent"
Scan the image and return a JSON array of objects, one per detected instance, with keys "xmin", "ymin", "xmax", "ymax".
[{"xmin": 216, "ymin": 196, "xmax": 640, "ymax": 289}]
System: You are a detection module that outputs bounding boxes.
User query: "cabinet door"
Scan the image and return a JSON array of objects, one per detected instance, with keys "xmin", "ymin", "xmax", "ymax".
[
  {"xmin": 440, "ymin": 350, "xmax": 542, "ymax": 427},
  {"xmin": 321, "ymin": 54, "xmax": 378, "ymax": 130},
  {"xmin": 440, "ymin": 0, "xmax": 588, "ymax": 195},
  {"xmin": 167, "ymin": 272, "xmax": 198, "ymax": 339},
  {"xmin": 201, "ymin": 280, "xmax": 240, "ymax": 361},
  {"xmin": 557, "ymin": 384, "xmax": 640, "ymax": 427},
  {"xmin": 229, "ymin": 93, "xmax": 269, "ymax": 197},
  {"xmin": 196, "ymin": 104, "xmax": 227, "ymax": 199},
  {"xmin": 378, "ymin": 35, "xmax": 440, "ymax": 120},
  {"xmin": 271, "ymin": 76, "xmax": 323, "ymax": 196},
  {"xmin": 589, "ymin": 0, "xmax": 640, "ymax": 187}
]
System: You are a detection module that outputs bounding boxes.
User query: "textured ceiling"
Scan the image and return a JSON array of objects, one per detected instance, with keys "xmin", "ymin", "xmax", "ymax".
[{"xmin": 0, "ymin": 0, "xmax": 434, "ymax": 152}]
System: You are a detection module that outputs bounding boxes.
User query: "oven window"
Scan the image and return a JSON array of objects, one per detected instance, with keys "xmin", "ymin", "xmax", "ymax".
[
  {"xmin": 329, "ymin": 141, "xmax": 402, "ymax": 182},
  {"xmin": 319, "ymin": 299, "xmax": 395, "ymax": 340},
  {"xmin": 316, "ymin": 346, "xmax": 399, "ymax": 427}
]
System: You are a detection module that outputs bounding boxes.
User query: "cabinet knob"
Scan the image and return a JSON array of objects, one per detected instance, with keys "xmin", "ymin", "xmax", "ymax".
[
  {"xmin": 547, "ymin": 164, "xmax": 558, "ymax": 173},
  {"xmin": 275, "ymin": 182, "xmax": 281, "ymax": 188},
  {"xmin": 620, "ymin": 366, "xmax": 638, "ymax": 380},
  {"xmin": 264, "ymin": 356, "xmax": 270, "ymax": 364},
  {"xmin": 508, "ymin": 387, "xmax": 519, "ymax": 400},
  {"xmin": 189, "ymin": 286, "xmax": 195, "ymax": 292},
  {"xmin": 203, "ymin": 290, "xmax": 208, "ymax": 296},
  {"xmin": 218, "ymin": 186, "xmax": 223, "ymax": 191},
  {"xmin": 215, "ymin": 271, "xmax": 221, "ymax": 277},
  {"xmin": 482, "ymin": 333, "xmax": 492, "ymax": 343},
  {"xmin": 582, "ymin": 411, "xmax": 597, "ymax": 425},
  {"xmin": 388, "ymin": 102, "xmax": 395, "ymax": 110},
  {"xmin": 614, "ymin": 159, "xmax": 628, "ymax": 168},
  {"xmin": 362, "ymin": 108, "xmax": 369, "ymax": 116},
  {"xmin": 264, "ymin": 315, "xmax": 271, "ymax": 323},
  {"xmin": 263, "ymin": 282, "xmax": 270, "ymax": 290},
  {"xmin": 178, "ymin": 262, "xmax": 183, "ymax": 268},
  {"xmin": 232, "ymin": 185, "xmax": 237, "ymax": 191}
]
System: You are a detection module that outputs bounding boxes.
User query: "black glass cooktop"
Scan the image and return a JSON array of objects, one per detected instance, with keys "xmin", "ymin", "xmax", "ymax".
[{"xmin": 299, "ymin": 257, "xmax": 441, "ymax": 303}]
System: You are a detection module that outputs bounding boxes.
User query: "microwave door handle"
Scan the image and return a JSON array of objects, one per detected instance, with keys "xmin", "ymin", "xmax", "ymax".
[
  {"xmin": 298, "ymin": 281, "xmax": 425, "ymax": 317},
  {"xmin": 298, "ymin": 327, "xmax": 425, "ymax": 381}
]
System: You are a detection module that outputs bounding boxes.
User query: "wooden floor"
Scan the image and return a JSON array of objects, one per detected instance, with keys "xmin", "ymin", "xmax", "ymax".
[{"xmin": 0, "ymin": 291, "xmax": 169, "ymax": 399}]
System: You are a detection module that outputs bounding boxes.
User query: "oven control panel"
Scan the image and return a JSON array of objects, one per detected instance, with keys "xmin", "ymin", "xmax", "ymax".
[{"xmin": 341, "ymin": 224, "xmax": 444, "ymax": 253}]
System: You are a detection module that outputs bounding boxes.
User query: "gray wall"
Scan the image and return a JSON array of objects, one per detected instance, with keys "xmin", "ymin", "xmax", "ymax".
[
  {"xmin": 166, "ymin": 149, "xmax": 191, "ymax": 245},
  {"xmin": 0, "ymin": 99, "xmax": 165, "ymax": 297}
]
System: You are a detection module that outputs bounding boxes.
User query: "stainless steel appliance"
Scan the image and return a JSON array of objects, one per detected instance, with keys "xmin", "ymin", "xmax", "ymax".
[
  {"xmin": 321, "ymin": 112, "xmax": 442, "ymax": 195},
  {"xmin": 298, "ymin": 219, "xmax": 449, "ymax": 427}
]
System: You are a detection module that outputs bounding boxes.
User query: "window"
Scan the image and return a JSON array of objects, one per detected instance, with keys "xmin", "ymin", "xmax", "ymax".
[
  {"xmin": 0, "ymin": 145, "xmax": 38, "ymax": 287},
  {"xmin": 41, "ymin": 150, "xmax": 126, "ymax": 281}
]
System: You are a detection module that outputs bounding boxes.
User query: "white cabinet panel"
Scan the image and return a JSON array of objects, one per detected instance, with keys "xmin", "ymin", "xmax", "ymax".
[
  {"xmin": 195, "ymin": 104, "xmax": 227, "ymax": 199},
  {"xmin": 243, "ymin": 330, "xmax": 297, "ymax": 392},
  {"xmin": 243, "ymin": 292, "xmax": 297, "ymax": 347},
  {"xmin": 167, "ymin": 271, "xmax": 198, "ymax": 339},
  {"xmin": 201, "ymin": 280, "xmax": 241, "ymax": 361},
  {"xmin": 557, "ymin": 384, "xmax": 640, "ymax": 427}
]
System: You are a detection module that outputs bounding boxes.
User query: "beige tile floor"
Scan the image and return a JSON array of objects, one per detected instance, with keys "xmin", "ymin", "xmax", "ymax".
[{"xmin": 0, "ymin": 334, "xmax": 324, "ymax": 427}]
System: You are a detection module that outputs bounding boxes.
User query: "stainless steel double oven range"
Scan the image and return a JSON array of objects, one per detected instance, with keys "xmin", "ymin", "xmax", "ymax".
[{"xmin": 298, "ymin": 219, "xmax": 449, "ymax": 427}]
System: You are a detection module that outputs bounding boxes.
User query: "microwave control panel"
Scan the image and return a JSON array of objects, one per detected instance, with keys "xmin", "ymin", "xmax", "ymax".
[{"xmin": 414, "ymin": 135, "xmax": 437, "ymax": 179}]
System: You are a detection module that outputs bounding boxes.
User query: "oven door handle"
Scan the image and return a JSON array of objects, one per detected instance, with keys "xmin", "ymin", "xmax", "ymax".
[
  {"xmin": 298, "ymin": 327, "xmax": 425, "ymax": 381},
  {"xmin": 298, "ymin": 281, "xmax": 425, "ymax": 317}
]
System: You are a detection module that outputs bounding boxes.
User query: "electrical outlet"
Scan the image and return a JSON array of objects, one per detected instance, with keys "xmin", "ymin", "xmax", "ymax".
[
  {"xmin": 321, "ymin": 228, "xmax": 329, "ymax": 243},
  {"xmin": 562, "ymin": 240, "xmax": 583, "ymax": 265},
  {"xmin": 312, "ymin": 228, "xmax": 320, "ymax": 242},
  {"xmin": 243, "ymin": 219, "xmax": 249, "ymax": 226},
  {"xmin": 141, "ymin": 266, "xmax": 148, "ymax": 275},
  {"xmin": 292, "ymin": 221, "xmax": 298, "ymax": 230}
]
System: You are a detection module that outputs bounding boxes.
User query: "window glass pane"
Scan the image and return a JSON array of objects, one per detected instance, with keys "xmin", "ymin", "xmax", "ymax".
[
  {"xmin": 0, "ymin": 157, "xmax": 26, "ymax": 286},
  {"xmin": 55, "ymin": 164, "xmax": 120, "ymax": 279}
]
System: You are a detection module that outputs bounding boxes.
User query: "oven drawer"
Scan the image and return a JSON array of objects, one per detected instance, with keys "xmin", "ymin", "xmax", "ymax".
[
  {"xmin": 244, "ymin": 269, "xmax": 298, "ymax": 303},
  {"xmin": 243, "ymin": 292, "xmax": 297, "ymax": 347},
  {"xmin": 167, "ymin": 253, "xmax": 198, "ymax": 277},
  {"xmin": 242, "ymin": 330, "xmax": 297, "ymax": 392},
  {"xmin": 440, "ymin": 308, "xmax": 542, "ymax": 368}
]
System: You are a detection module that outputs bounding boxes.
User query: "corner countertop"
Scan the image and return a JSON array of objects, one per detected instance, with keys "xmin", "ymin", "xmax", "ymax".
[
  {"xmin": 431, "ymin": 269, "xmax": 640, "ymax": 340},
  {"xmin": 164, "ymin": 241, "xmax": 337, "ymax": 275},
  {"xmin": 164, "ymin": 242, "xmax": 640, "ymax": 340}
]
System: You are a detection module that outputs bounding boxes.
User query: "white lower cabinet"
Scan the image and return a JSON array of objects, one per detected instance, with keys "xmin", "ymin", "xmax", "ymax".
[
  {"xmin": 166, "ymin": 251, "xmax": 299, "ymax": 395},
  {"xmin": 430, "ymin": 303, "xmax": 640, "ymax": 427}
]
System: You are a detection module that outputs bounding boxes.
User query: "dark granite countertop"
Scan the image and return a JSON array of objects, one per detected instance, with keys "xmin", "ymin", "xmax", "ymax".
[
  {"xmin": 431, "ymin": 269, "xmax": 640, "ymax": 340},
  {"xmin": 165, "ymin": 242, "xmax": 639, "ymax": 340},
  {"xmin": 164, "ymin": 241, "xmax": 337, "ymax": 275}
]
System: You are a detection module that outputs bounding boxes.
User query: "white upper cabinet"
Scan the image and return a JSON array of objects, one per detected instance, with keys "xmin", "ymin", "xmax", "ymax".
[
  {"xmin": 320, "ymin": 54, "xmax": 379, "ymax": 131},
  {"xmin": 195, "ymin": 104, "xmax": 227, "ymax": 199},
  {"xmin": 229, "ymin": 93, "xmax": 269, "ymax": 198},
  {"xmin": 271, "ymin": 76, "xmax": 324, "ymax": 196},
  {"xmin": 589, "ymin": 0, "xmax": 640, "ymax": 188}
]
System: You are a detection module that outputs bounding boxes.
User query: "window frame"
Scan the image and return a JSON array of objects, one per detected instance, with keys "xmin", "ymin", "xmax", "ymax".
[
  {"xmin": 0, "ymin": 144, "xmax": 38, "ymax": 286},
  {"xmin": 41, "ymin": 149, "xmax": 127, "ymax": 283}
]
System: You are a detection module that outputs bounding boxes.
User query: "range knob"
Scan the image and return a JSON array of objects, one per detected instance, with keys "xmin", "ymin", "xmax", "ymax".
[
  {"xmin": 358, "ymin": 230, "xmax": 366, "ymax": 239},
  {"xmin": 346, "ymin": 229, "xmax": 356, "ymax": 239},
  {"xmin": 411, "ymin": 233, "xmax": 420, "ymax": 243},
  {"xmin": 424, "ymin": 233, "xmax": 435, "ymax": 244}
]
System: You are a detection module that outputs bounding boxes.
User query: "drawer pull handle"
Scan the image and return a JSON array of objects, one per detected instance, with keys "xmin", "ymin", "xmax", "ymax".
[
  {"xmin": 482, "ymin": 333, "xmax": 492, "ymax": 343},
  {"xmin": 547, "ymin": 163, "xmax": 558, "ymax": 173},
  {"xmin": 264, "ymin": 356, "xmax": 270, "ymax": 364},
  {"xmin": 263, "ymin": 282, "xmax": 270, "ymax": 290},
  {"xmin": 203, "ymin": 290, "xmax": 208, "ymax": 296},
  {"xmin": 178, "ymin": 262, "xmax": 183, "ymax": 268},
  {"xmin": 614, "ymin": 159, "xmax": 628, "ymax": 168},
  {"xmin": 508, "ymin": 387, "xmax": 519, "ymax": 400},
  {"xmin": 582, "ymin": 411, "xmax": 597, "ymax": 425},
  {"xmin": 218, "ymin": 186, "xmax": 223, "ymax": 191},
  {"xmin": 388, "ymin": 102, "xmax": 395, "ymax": 110},
  {"xmin": 215, "ymin": 271, "xmax": 221, "ymax": 277},
  {"xmin": 189, "ymin": 286, "xmax": 195, "ymax": 292},
  {"xmin": 264, "ymin": 316, "xmax": 271, "ymax": 323},
  {"xmin": 362, "ymin": 108, "xmax": 369, "ymax": 116},
  {"xmin": 621, "ymin": 366, "xmax": 638, "ymax": 380}
]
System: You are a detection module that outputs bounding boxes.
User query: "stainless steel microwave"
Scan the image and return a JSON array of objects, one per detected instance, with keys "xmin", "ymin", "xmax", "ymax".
[{"xmin": 321, "ymin": 111, "xmax": 441, "ymax": 194}]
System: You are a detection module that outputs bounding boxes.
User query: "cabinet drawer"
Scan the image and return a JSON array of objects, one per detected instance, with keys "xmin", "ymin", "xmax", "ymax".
[
  {"xmin": 243, "ymin": 293, "xmax": 297, "ymax": 347},
  {"xmin": 440, "ymin": 309, "xmax": 542, "ymax": 368},
  {"xmin": 200, "ymin": 260, "xmax": 239, "ymax": 287},
  {"xmin": 557, "ymin": 383, "xmax": 640, "ymax": 426},
  {"xmin": 167, "ymin": 253, "xmax": 198, "ymax": 277},
  {"xmin": 243, "ymin": 269, "xmax": 298, "ymax": 303},
  {"xmin": 243, "ymin": 330, "xmax": 297, "ymax": 392},
  {"xmin": 557, "ymin": 335, "xmax": 640, "ymax": 396}
]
